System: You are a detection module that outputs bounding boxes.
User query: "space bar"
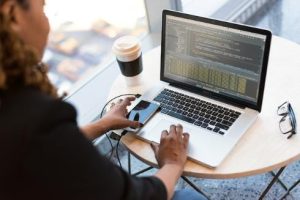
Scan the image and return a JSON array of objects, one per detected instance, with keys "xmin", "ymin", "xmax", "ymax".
[{"xmin": 167, "ymin": 111, "xmax": 195, "ymax": 124}]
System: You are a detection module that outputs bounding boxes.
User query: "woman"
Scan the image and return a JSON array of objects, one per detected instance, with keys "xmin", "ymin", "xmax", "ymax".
[{"xmin": 0, "ymin": 0, "xmax": 205, "ymax": 199}]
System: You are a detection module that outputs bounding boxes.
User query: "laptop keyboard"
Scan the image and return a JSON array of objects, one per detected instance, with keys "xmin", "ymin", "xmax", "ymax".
[{"xmin": 153, "ymin": 89, "xmax": 241, "ymax": 135}]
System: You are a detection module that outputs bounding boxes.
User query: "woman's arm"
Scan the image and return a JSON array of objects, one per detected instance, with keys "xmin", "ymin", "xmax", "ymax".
[
  {"xmin": 81, "ymin": 97, "xmax": 140, "ymax": 140},
  {"xmin": 151, "ymin": 125, "xmax": 190, "ymax": 200},
  {"xmin": 27, "ymin": 99, "xmax": 167, "ymax": 200}
]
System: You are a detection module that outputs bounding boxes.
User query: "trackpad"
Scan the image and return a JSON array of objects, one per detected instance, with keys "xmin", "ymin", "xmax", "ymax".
[{"xmin": 144, "ymin": 119, "xmax": 192, "ymax": 143}]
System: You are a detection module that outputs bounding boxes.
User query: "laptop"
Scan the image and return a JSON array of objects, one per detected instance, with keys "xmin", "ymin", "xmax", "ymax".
[{"xmin": 134, "ymin": 10, "xmax": 272, "ymax": 168}]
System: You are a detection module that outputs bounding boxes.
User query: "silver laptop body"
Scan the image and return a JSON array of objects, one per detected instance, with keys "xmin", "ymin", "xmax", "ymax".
[{"xmin": 134, "ymin": 10, "xmax": 272, "ymax": 168}]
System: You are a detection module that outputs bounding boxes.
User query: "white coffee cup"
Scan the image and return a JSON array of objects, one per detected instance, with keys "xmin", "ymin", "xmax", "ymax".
[{"xmin": 112, "ymin": 36, "xmax": 143, "ymax": 87}]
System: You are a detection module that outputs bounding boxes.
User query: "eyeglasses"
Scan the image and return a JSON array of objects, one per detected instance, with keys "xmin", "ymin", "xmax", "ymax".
[{"xmin": 277, "ymin": 101, "xmax": 297, "ymax": 139}]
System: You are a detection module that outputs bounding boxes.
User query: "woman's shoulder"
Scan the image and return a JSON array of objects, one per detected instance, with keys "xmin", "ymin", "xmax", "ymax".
[{"xmin": 0, "ymin": 87, "xmax": 77, "ymax": 130}]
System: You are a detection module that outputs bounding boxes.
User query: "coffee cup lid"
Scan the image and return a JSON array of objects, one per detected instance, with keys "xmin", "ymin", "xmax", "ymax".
[{"xmin": 112, "ymin": 36, "xmax": 141, "ymax": 61}]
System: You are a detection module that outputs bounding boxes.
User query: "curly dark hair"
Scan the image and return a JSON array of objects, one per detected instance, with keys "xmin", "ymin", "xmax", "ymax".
[{"xmin": 0, "ymin": 0, "xmax": 57, "ymax": 97}]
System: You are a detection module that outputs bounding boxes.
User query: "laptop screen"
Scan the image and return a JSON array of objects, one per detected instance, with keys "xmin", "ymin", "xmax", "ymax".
[{"xmin": 161, "ymin": 10, "xmax": 271, "ymax": 111}]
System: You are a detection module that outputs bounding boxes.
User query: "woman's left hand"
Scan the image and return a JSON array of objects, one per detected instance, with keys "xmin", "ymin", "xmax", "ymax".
[
  {"xmin": 101, "ymin": 96, "xmax": 141, "ymax": 130},
  {"xmin": 81, "ymin": 97, "xmax": 140, "ymax": 140}
]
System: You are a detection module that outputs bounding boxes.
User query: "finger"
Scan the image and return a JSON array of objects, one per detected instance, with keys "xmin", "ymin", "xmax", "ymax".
[
  {"xmin": 122, "ymin": 97, "xmax": 136, "ymax": 106},
  {"xmin": 110, "ymin": 102, "xmax": 116, "ymax": 109},
  {"xmin": 182, "ymin": 133, "xmax": 190, "ymax": 149},
  {"xmin": 169, "ymin": 125, "xmax": 176, "ymax": 136},
  {"xmin": 126, "ymin": 96, "xmax": 136, "ymax": 101},
  {"xmin": 150, "ymin": 142, "xmax": 159, "ymax": 156},
  {"xmin": 117, "ymin": 99, "xmax": 123, "ymax": 104},
  {"xmin": 128, "ymin": 120, "xmax": 141, "ymax": 128},
  {"xmin": 161, "ymin": 130, "xmax": 168, "ymax": 140},
  {"xmin": 176, "ymin": 124, "xmax": 183, "ymax": 138}
]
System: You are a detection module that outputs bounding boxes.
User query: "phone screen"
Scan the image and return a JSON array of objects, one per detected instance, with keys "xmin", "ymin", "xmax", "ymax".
[{"xmin": 128, "ymin": 100, "xmax": 160, "ymax": 125}]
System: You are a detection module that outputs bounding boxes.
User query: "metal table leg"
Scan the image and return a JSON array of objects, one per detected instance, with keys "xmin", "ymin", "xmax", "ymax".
[
  {"xmin": 259, "ymin": 166, "xmax": 286, "ymax": 200},
  {"xmin": 269, "ymin": 171, "xmax": 288, "ymax": 191},
  {"xmin": 181, "ymin": 176, "xmax": 211, "ymax": 200},
  {"xmin": 133, "ymin": 166, "xmax": 154, "ymax": 176},
  {"xmin": 280, "ymin": 178, "xmax": 300, "ymax": 200},
  {"xmin": 128, "ymin": 151, "xmax": 131, "ymax": 175}
]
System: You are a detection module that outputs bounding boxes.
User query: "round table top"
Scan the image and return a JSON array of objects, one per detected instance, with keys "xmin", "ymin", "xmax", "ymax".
[{"xmin": 109, "ymin": 36, "xmax": 300, "ymax": 179}]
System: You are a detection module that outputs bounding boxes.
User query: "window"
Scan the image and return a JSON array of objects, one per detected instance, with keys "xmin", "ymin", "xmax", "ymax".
[
  {"xmin": 43, "ymin": 0, "xmax": 147, "ymax": 95},
  {"xmin": 181, "ymin": 0, "xmax": 231, "ymax": 17}
]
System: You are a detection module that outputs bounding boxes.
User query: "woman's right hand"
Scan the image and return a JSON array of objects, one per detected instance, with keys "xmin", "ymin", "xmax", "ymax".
[{"xmin": 151, "ymin": 124, "xmax": 190, "ymax": 169}]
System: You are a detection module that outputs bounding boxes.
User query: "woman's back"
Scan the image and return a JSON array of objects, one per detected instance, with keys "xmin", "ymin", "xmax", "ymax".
[{"xmin": 0, "ymin": 87, "xmax": 167, "ymax": 200}]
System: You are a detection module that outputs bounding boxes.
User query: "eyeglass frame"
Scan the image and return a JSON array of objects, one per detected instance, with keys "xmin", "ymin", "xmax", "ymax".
[{"xmin": 277, "ymin": 101, "xmax": 297, "ymax": 139}]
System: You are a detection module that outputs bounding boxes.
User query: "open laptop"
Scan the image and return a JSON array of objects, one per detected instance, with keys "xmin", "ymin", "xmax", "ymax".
[{"xmin": 134, "ymin": 10, "xmax": 272, "ymax": 168}]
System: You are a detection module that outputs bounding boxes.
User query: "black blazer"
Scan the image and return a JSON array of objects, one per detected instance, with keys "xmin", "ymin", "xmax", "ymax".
[{"xmin": 0, "ymin": 87, "xmax": 166, "ymax": 200}]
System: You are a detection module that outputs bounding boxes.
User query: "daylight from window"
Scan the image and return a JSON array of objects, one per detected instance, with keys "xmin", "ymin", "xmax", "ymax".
[{"xmin": 43, "ymin": 0, "xmax": 147, "ymax": 94}]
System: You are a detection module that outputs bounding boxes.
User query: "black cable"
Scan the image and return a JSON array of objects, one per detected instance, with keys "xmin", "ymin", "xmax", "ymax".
[
  {"xmin": 105, "ymin": 133, "xmax": 114, "ymax": 160},
  {"xmin": 116, "ymin": 138, "xmax": 123, "ymax": 169},
  {"xmin": 99, "ymin": 94, "xmax": 140, "ymax": 161},
  {"xmin": 115, "ymin": 130, "xmax": 127, "ymax": 170}
]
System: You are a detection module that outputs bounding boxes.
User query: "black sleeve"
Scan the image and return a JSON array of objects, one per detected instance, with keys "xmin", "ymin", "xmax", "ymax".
[{"xmin": 22, "ymin": 100, "xmax": 167, "ymax": 200}]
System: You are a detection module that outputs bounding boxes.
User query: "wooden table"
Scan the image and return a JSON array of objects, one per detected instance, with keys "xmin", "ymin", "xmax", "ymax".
[{"xmin": 109, "ymin": 36, "xmax": 300, "ymax": 198}]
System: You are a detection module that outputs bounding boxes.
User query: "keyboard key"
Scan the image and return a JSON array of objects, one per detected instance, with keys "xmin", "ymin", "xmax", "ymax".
[
  {"xmin": 204, "ymin": 119, "xmax": 210, "ymax": 123},
  {"xmin": 235, "ymin": 111, "xmax": 241, "ymax": 115},
  {"xmin": 222, "ymin": 120, "xmax": 233, "ymax": 126},
  {"xmin": 192, "ymin": 115, "xmax": 199, "ymax": 120},
  {"xmin": 171, "ymin": 108, "xmax": 178, "ymax": 112},
  {"xmin": 154, "ymin": 97, "xmax": 163, "ymax": 102},
  {"xmin": 219, "ymin": 131, "xmax": 225, "ymax": 135},
  {"xmin": 218, "ymin": 114, "xmax": 224, "ymax": 118},
  {"xmin": 161, "ymin": 108, "xmax": 169, "ymax": 114},
  {"xmin": 207, "ymin": 110, "xmax": 213, "ymax": 114},
  {"xmin": 213, "ymin": 127, "xmax": 220, "ymax": 132},
  {"xmin": 230, "ymin": 113, "xmax": 239, "ymax": 119},
  {"xmin": 209, "ymin": 121, "xmax": 216, "ymax": 126},
  {"xmin": 229, "ymin": 118, "xmax": 236, "ymax": 123},
  {"xmin": 198, "ymin": 117, "xmax": 205, "ymax": 122},
  {"xmin": 205, "ymin": 114, "xmax": 211, "ymax": 119},
  {"xmin": 199, "ymin": 112, "xmax": 205, "ymax": 117},
  {"xmin": 216, "ymin": 123, "xmax": 229, "ymax": 130},
  {"xmin": 201, "ymin": 123, "xmax": 208, "ymax": 128},
  {"xmin": 224, "ymin": 111, "xmax": 230, "ymax": 115},
  {"xmin": 207, "ymin": 127, "xmax": 213, "ymax": 131},
  {"xmin": 194, "ymin": 121, "xmax": 203, "ymax": 126},
  {"xmin": 167, "ymin": 111, "xmax": 195, "ymax": 124},
  {"xmin": 187, "ymin": 113, "xmax": 193, "ymax": 117}
]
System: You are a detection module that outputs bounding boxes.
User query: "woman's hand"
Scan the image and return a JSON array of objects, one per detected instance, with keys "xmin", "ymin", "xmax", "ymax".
[
  {"xmin": 152, "ymin": 124, "xmax": 190, "ymax": 200},
  {"xmin": 151, "ymin": 124, "xmax": 189, "ymax": 169},
  {"xmin": 81, "ymin": 97, "xmax": 140, "ymax": 140},
  {"xmin": 101, "ymin": 97, "xmax": 141, "ymax": 130}
]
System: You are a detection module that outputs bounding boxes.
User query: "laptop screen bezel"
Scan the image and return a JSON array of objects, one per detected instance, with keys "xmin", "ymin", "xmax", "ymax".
[{"xmin": 160, "ymin": 10, "xmax": 272, "ymax": 112}]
